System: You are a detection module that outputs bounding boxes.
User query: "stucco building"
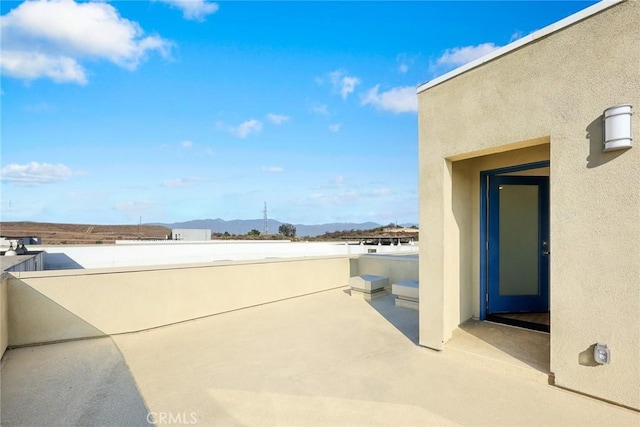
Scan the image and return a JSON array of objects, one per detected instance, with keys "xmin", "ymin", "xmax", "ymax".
[{"xmin": 418, "ymin": 0, "xmax": 639, "ymax": 410}]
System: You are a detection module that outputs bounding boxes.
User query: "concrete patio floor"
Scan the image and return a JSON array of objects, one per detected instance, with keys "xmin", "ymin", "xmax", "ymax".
[{"xmin": 2, "ymin": 288, "xmax": 638, "ymax": 426}]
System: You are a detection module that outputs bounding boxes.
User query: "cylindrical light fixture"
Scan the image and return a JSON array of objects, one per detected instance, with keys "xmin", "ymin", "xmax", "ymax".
[{"xmin": 603, "ymin": 104, "xmax": 633, "ymax": 152}]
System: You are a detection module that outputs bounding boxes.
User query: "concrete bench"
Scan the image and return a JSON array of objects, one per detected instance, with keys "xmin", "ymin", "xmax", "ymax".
[
  {"xmin": 348, "ymin": 274, "xmax": 389, "ymax": 301},
  {"xmin": 392, "ymin": 280, "xmax": 419, "ymax": 310}
]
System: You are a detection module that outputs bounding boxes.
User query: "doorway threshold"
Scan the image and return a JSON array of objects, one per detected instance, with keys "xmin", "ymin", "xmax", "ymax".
[
  {"xmin": 486, "ymin": 313, "xmax": 550, "ymax": 333},
  {"xmin": 448, "ymin": 319, "xmax": 551, "ymax": 379}
]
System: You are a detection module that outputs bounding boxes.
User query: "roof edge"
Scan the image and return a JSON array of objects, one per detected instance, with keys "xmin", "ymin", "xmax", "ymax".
[{"xmin": 417, "ymin": 0, "xmax": 626, "ymax": 94}]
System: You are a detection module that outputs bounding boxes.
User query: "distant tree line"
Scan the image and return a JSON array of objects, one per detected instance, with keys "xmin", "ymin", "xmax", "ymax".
[
  {"xmin": 310, "ymin": 223, "xmax": 417, "ymax": 240},
  {"xmin": 210, "ymin": 223, "xmax": 297, "ymax": 240},
  {"xmin": 278, "ymin": 223, "xmax": 296, "ymax": 238},
  {"xmin": 210, "ymin": 222, "xmax": 416, "ymax": 241}
]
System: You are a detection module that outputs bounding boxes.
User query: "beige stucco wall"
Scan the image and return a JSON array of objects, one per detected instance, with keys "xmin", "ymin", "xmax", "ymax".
[
  {"xmin": 418, "ymin": 0, "xmax": 639, "ymax": 409},
  {"xmin": 1, "ymin": 273, "xmax": 8, "ymax": 357},
  {"xmin": 356, "ymin": 254, "xmax": 418, "ymax": 285},
  {"xmin": 7, "ymin": 256, "xmax": 352, "ymax": 347}
]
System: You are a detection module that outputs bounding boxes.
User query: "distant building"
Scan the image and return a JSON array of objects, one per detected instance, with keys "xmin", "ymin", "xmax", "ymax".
[
  {"xmin": 171, "ymin": 229, "xmax": 211, "ymax": 241},
  {"xmin": 0, "ymin": 236, "xmax": 41, "ymax": 247}
]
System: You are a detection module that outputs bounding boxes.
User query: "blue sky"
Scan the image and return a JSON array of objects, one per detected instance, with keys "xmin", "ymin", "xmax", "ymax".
[{"xmin": 1, "ymin": 0, "xmax": 596, "ymax": 226}]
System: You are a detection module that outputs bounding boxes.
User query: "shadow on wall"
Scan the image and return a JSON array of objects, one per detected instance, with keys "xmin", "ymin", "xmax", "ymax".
[
  {"xmin": 586, "ymin": 115, "xmax": 627, "ymax": 168},
  {"xmin": 451, "ymin": 161, "xmax": 473, "ymax": 325},
  {"xmin": 44, "ymin": 252, "xmax": 84, "ymax": 270},
  {"xmin": 8, "ymin": 279, "xmax": 104, "ymax": 346},
  {"xmin": 3, "ymin": 280, "xmax": 152, "ymax": 425},
  {"xmin": 349, "ymin": 257, "xmax": 360, "ymax": 278}
]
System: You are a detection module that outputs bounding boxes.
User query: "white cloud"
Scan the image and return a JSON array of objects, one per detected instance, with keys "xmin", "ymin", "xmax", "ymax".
[
  {"xmin": 1, "ymin": 161, "xmax": 71, "ymax": 184},
  {"xmin": 315, "ymin": 175, "xmax": 346, "ymax": 190},
  {"xmin": 266, "ymin": 113, "xmax": 289, "ymax": 125},
  {"xmin": 231, "ymin": 119, "xmax": 262, "ymax": 138},
  {"xmin": 262, "ymin": 166, "xmax": 283, "ymax": 173},
  {"xmin": 329, "ymin": 123, "xmax": 341, "ymax": 133},
  {"xmin": 65, "ymin": 191, "xmax": 106, "ymax": 201},
  {"xmin": 432, "ymin": 43, "xmax": 500, "ymax": 69},
  {"xmin": 340, "ymin": 76, "xmax": 360, "ymax": 99},
  {"xmin": 371, "ymin": 188, "xmax": 393, "ymax": 197},
  {"xmin": 510, "ymin": 31, "xmax": 524, "ymax": 42},
  {"xmin": 396, "ymin": 53, "xmax": 413, "ymax": 74},
  {"xmin": 180, "ymin": 140, "xmax": 193, "ymax": 148},
  {"xmin": 361, "ymin": 85, "xmax": 417, "ymax": 114},
  {"xmin": 114, "ymin": 201, "xmax": 152, "ymax": 212},
  {"xmin": 1, "ymin": 51, "xmax": 87, "ymax": 84},
  {"xmin": 0, "ymin": 0, "xmax": 171, "ymax": 84},
  {"xmin": 24, "ymin": 101, "xmax": 54, "ymax": 113},
  {"xmin": 309, "ymin": 190, "xmax": 360, "ymax": 205},
  {"xmin": 329, "ymin": 70, "xmax": 360, "ymax": 99},
  {"xmin": 306, "ymin": 179, "xmax": 400, "ymax": 213},
  {"xmin": 162, "ymin": 177, "xmax": 201, "ymax": 188},
  {"xmin": 308, "ymin": 184, "xmax": 396, "ymax": 210},
  {"xmin": 204, "ymin": 147, "xmax": 214, "ymax": 156},
  {"xmin": 157, "ymin": 0, "xmax": 219, "ymax": 21},
  {"xmin": 309, "ymin": 103, "xmax": 329, "ymax": 116}
]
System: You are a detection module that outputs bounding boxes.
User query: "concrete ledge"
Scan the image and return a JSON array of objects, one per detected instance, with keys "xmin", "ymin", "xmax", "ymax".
[
  {"xmin": 349, "ymin": 288, "xmax": 387, "ymax": 301},
  {"xmin": 349, "ymin": 274, "xmax": 389, "ymax": 293},
  {"xmin": 349, "ymin": 275, "xmax": 389, "ymax": 301},
  {"xmin": 395, "ymin": 298, "xmax": 419, "ymax": 310},
  {"xmin": 392, "ymin": 280, "xmax": 419, "ymax": 310},
  {"xmin": 392, "ymin": 280, "xmax": 418, "ymax": 299}
]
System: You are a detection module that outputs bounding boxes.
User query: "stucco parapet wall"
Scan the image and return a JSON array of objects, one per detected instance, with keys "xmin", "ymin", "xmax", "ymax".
[
  {"xmin": 359, "ymin": 253, "xmax": 418, "ymax": 259},
  {"xmin": 7, "ymin": 255, "xmax": 356, "ymax": 345},
  {"xmin": 357, "ymin": 254, "xmax": 418, "ymax": 267},
  {"xmin": 8, "ymin": 255, "xmax": 357, "ymax": 279},
  {"xmin": 417, "ymin": 0, "xmax": 626, "ymax": 93}
]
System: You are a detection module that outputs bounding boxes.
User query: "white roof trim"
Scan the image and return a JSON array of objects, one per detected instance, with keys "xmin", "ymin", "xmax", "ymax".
[{"xmin": 417, "ymin": 0, "xmax": 626, "ymax": 94}]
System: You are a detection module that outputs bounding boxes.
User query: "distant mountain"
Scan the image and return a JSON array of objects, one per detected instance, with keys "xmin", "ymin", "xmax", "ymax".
[{"xmin": 150, "ymin": 218, "xmax": 383, "ymax": 237}]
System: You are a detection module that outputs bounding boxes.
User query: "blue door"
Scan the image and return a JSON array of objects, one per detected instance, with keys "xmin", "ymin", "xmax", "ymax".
[{"xmin": 487, "ymin": 175, "xmax": 549, "ymax": 313}]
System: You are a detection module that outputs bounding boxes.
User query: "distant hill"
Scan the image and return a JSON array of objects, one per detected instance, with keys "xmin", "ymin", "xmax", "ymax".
[
  {"xmin": 0, "ymin": 222, "xmax": 170, "ymax": 245},
  {"xmin": 151, "ymin": 218, "xmax": 384, "ymax": 237}
]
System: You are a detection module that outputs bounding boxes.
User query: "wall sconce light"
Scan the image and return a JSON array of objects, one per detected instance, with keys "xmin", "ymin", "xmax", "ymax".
[
  {"xmin": 594, "ymin": 343, "xmax": 610, "ymax": 365},
  {"xmin": 603, "ymin": 104, "xmax": 633, "ymax": 152}
]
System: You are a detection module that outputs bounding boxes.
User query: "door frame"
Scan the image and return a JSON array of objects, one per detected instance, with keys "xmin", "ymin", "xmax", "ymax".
[{"xmin": 479, "ymin": 160, "xmax": 550, "ymax": 320}]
